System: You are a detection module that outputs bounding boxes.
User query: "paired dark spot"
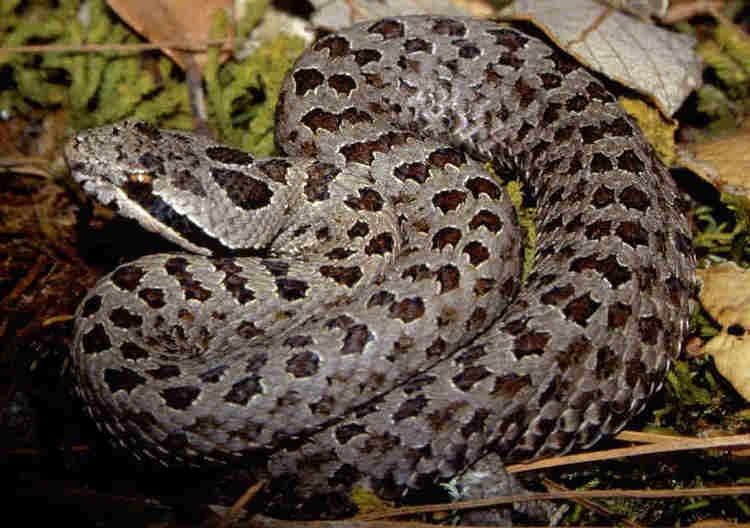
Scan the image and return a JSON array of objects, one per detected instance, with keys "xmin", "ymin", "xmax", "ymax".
[
  {"xmin": 558, "ymin": 335, "xmax": 592, "ymax": 370},
  {"xmin": 198, "ymin": 365, "xmax": 228, "ymax": 383},
  {"xmin": 211, "ymin": 167, "xmax": 273, "ymax": 210},
  {"xmin": 261, "ymin": 259, "xmax": 289, "ymax": 277},
  {"xmin": 402, "ymin": 264, "xmax": 431, "ymax": 282},
  {"xmin": 452, "ymin": 39, "xmax": 480, "ymax": 59},
  {"xmin": 565, "ymin": 94, "xmax": 588, "ymax": 113},
  {"xmin": 214, "ymin": 258, "xmax": 255, "ymax": 304},
  {"xmin": 570, "ymin": 254, "xmax": 632, "ymax": 288},
  {"xmin": 404, "ymin": 38, "xmax": 431, "ymax": 53},
  {"xmin": 474, "ymin": 277, "xmax": 496, "ymax": 296},
  {"xmin": 540, "ymin": 72, "xmax": 562, "ymax": 88},
  {"xmin": 491, "ymin": 373, "xmax": 531, "ymax": 397},
  {"xmin": 585, "ymin": 220, "xmax": 612, "ymax": 240},
  {"xmin": 160, "ymin": 386, "xmax": 200, "ymax": 410},
  {"xmin": 320, "ymin": 265, "xmax": 363, "ymax": 287}
]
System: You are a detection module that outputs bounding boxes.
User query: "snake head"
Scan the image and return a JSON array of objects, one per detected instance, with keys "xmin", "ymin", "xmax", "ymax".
[{"xmin": 65, "ymin": 120, "xmax": 223, "ymax": 255}]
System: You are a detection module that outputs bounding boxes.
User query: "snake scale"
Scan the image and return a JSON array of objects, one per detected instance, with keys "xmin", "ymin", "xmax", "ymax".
[{"xmin": 66, "ymin": 15, "xmax": 695, "ymax": 518}]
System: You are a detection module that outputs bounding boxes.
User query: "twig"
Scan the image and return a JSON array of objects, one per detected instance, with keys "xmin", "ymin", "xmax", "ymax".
[
  {"xmin": 507, "ymin": 433, "xmax": 750, "ymax": 473},
  {"xmin": 219, "ymin": 480, "xmax": 266, "ymax": 528},
  {"xmin": 354, "ymin": 485, "xmax": 750, "ymax": 521},
  {"xmin": 542, "ymin": 478, "xmax": 645, "ymax": 528},
  {"xmin": 1, "ymin": 39, "xmax": 234, "ymax": 54}
]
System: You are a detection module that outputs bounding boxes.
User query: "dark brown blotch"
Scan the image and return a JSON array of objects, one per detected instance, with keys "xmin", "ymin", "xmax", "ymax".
[
  {"xmin": 293, "ymin": 68, "xmax": 324, "ymax": 96},
  {"xmin": 341, "ymin": 324, "xmax": 371, "ymax": 355},
  {"xmin": 104, "ymin": 367, "xmax": 146, "ymax": 393},
  {"xmin": 436, "ymin": 264, "xmax": 460, "ymax": 293},
  {"xmin": 344, "ymin": 188, "xmax": 384, "ymax": 211},
  {"xmin": 393, "ymin": 395, "xmax": 428, "ymax": 421},
  {"xmin": 563, "ymin": 293, "xmax": 601, "ymax": 326},
  {"xmin": 109, "ymin": 307, "xmax": 143, "ymax": 329},
  {"xmin": 395, "ymin": 162, "xmax": 429, "ymax": 183},
  {"xmin": 466, "ymin": 177, "xmax": 501, "ymax": 199},
  {"xmin": 121, "ymin": 341, "xmax": 149, "ymax": 360},
  {"xmin": 428, "ymin": 147, "xmax": 466, "ymax": 168},
  {"xmin": 619, "ymin": 185, "xmax": 651, "ymax": 211},
  {"xmin": 463, "ymin": 241, "xmax": 489, "ymax": 266},
  {"xmin": 368, "ymin": 18, "xmax": 404, "ymax": 39},
  {"xmin": 608, "ymin": 302, "xmax": 632, "ymax": 328},
  {"xmin": 365, "ymin": 232, "xmax": 394, "ymax": 256},
  {"xmin": 205, "ymin": 145, "xmax": 253, "ymax": 165},
  {"xmin": 432, "ymin": 227, "xmax": 462, "ymax": 249},
  {"xmin": 112, "ymin": 265, "xmax": 146, "ymax": 291},
  {"xmin": 388, "ymin": 297, "xmax": 425, "ymax": 323},
  {"xmin": 432, "ymin": 189, "xmax": 466, "ymax": 213},
  {"xmin": 286, "ymin": 351, "xmax": 320, "ymax": 377},
  {"xmin": 301, "ymin": 108, "xmax": 340, "ymax": 132},
  {"xmin": 275, "ymin": 278, "xmax": 309, "ymax": 301},
  {"xmin": 138, "ymin": 288, "xmax": 166, "ymax": 309},
  {"xmin": 257, "ymin": 159, "xmax": 291, "ymax": 184},
  {"xmin": 82, "ymin": 324, "xmax": 111, "ymax": 355},
  {"xmin": 224, "ymin": 375, "xmax": 262, "ymax": 404},
  {"xmin": 237, "ymin": 321, "xmax": 265, "ymax": 339},
  {"xmin": 320, "ymin": 265, "xmax": 363, "ymax": 287},
  {"xmin": 81, "ymin": 295, "xmax": 102, "ymax": 317},
  {"xmin": 211, "ymin": 168, "xmax": 273, "ymax": 210},
  {"xmin": 452, "ymin": 365, "xmax": 491, "ymax": 391},
  {"xmin": 616, "ymin": 221, "xmax": 650, "ymax": 248},
  {"xmin": 328, "ymin": 73, "xmax": 356, "ymax": 95},
  {"xmin": 313, "ymin": 35, "xmax": 350, "ymax": 57}
]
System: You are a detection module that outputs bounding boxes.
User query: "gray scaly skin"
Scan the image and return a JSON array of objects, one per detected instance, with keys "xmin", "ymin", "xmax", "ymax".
[{"xmin": 66, "ymin": 15, "xmax": 695, "ymax": 518}]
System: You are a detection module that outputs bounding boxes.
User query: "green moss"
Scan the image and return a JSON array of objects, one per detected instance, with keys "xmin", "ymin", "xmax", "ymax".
[
  {"xmin": 1, "ymin": 0, "xmax": 191, "ymax": 128},
  {"xmin": 204, "ymin": 9, "xmax": 305, "ymax": 155}
]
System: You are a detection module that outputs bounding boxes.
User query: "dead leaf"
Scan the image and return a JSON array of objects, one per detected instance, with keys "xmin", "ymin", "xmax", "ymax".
[
  {"xmin": 697, "ymin": 262, "xmax": 750, "ymax": 401},
  {"xmin": 309, "ymin": 0, "xmax": 478, "ymax": 30},
  {"xmin": 106, "ymin": 0, "xmax": 233, "ymax": 71},
  {"xmin": 602, "ymin": 0, "xmax": 669, "ymax": 20},
  {"xmin": 500, "ymin": 0, "xmax": 702, "ymax": 116},
  {"xmin": 681, "ymin": 120, "xmax": 750, "ymax": 194}
]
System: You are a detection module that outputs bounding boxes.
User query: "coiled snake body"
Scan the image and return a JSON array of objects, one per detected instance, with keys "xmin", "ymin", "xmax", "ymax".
[{"xmin": 67, "ymin": 15, "xmax": 694, "ymax": 514}]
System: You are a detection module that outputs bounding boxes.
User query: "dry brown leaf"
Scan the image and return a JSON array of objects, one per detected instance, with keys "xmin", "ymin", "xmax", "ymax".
[
  {"xmin": 501, "ymin": 0, "xmax": 702, "ymax": 116},
  {"xmin": 680, "ymin": 121, "xmax": 750, "ymax": 194},
  {"xmin": 106, "ymin": 0, "xmax": 233, "ymax": 71},
  {"xmin": 697, "ymin": 262, "xmax": 750, "ymax": 401},
  {"xmin": 309, "ymin": 0, "xmax": 476, "ymax": 30}
]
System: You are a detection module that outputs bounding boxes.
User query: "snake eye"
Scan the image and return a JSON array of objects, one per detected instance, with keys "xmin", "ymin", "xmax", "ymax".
[{"xmin": 128, "ymin": 171, "xmax": 153, "ymax": 184}]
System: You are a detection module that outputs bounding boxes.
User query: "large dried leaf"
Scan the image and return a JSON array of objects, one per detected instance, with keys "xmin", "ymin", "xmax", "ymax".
[
  {"xmin": 501, "ymin": 0, "xmax": 702, "ymax": 116},
  {"xmin": 681, "ymin": 120, "xmax": 750, "ymax": 195},
  {"xmin": 106, "ymin": 0, "xmax": 233, "ymax": 71},
  {"xmin": 698, "ymin": 262, "xmax": 750, "ymax": 401},
  {"xmin": 309, "ymin": 0, "xmax": 491, "ymax": 30}
]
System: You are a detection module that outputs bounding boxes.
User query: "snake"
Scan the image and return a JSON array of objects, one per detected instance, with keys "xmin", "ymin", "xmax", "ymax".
[{"xmin": 66, "ymin": 15, "xmax": 695, "ymax": 519}]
